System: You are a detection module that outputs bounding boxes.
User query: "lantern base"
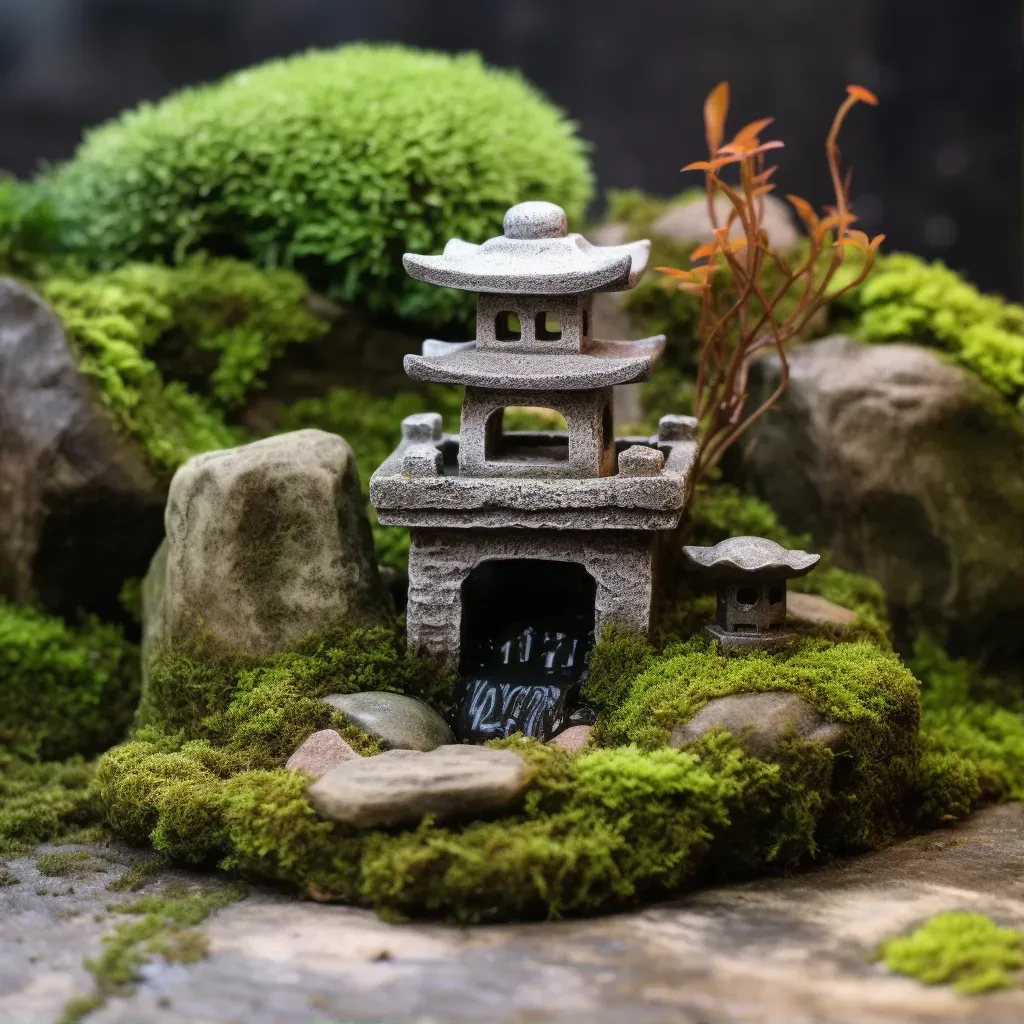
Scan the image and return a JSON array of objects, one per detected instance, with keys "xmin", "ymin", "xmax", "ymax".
[{"xmin": 703, "ymin": 624, "xmax": 792, "ymax": 652}]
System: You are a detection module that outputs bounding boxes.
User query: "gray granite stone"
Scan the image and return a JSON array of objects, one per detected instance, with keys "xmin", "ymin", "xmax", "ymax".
[
  {"xmin": 146, "ymin": 429, "xmax": 390, "ymax": 659},
  {"xmin": 321, "ymin": 691, "xmax": 455, "ymax": 751},
  {"xmin": 285, "ymin": 729, "xmax": 360, "ymax": 779},
  {"xmin": 5, "ymin": 805, "xmax": 1024, "ymax": 1024},
  {"xmin": 670, "ymin": 691, "xmax": 846, "ymax": 756},
  {"xmin": 653, "ymin": 192, "xmax": 800, "ymax": 251},
  {"xmin": 306, "ymin": 745, "xmax": 528, "ymax": 828}
]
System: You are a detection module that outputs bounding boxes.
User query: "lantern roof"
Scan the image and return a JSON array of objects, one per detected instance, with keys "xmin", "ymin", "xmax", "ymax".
[
  {"xmin": 402, "ymin": 201, "xmax": 651, "ymax": 295},
  {"xmin": 683, "ymin": 537, "xmax": 820, "ymax": 581}
]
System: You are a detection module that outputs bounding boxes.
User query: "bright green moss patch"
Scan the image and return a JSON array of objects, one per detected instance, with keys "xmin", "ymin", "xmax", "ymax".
[
  {"xmin": 52, "ymin": 44, "xmax": 593, "ymax": 333},
  {"xmin": 878, "ymin": 912, "xmax": 1024, "ymax": 994},
  {"xmin": 0, "ymin": 599, "xmax": 139, "ymax": 762},
  {"xmin": 62, "ymin": 882, "xmax": 244, "ymax": 1023}
]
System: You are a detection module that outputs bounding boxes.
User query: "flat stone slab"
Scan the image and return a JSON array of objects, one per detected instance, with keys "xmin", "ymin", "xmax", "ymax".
[
  {"xmin": 306, "ymin": 744, "xmax": 528, "ymax": 828},
  {"xmin": 321, "ymin": 690, "xmax": 455, "ymax": 751},
  {"xmin": 3, "ymin": 804, "xmax": 1023, "ymax": 1023},
  {"xmin": 670, "ymin": 691, "xmax": 846, "ymax": 756},
  {"xmin": 788, "ymin": 591, "xmax": 859, "ymax": 625}
]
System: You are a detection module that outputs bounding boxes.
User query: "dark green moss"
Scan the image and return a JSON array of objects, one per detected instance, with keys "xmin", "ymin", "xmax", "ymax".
[
  {"xmin": 878, "ymin": 912, "xmax": 1024, "ymax": 994},
  {"xmin": 0, "ymin": 599, "xmax": 139, "ymax": 761},
  {"xmin": 0, "ymin": 755, "xmax": 100, "ymax": 856}
]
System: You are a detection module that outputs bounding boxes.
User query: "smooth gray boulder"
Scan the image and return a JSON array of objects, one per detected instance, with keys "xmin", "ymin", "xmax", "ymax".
[
  {"xmin": 728, "ymin": 335, "xmax": 1024, "ymax": 674},
  {"xmin": 321, "ymin": 691, "xmax": 454, "ymax": 751},
  {"xmin": 285, "ymin": 729, "xmax": 361, "ymax": 779},
  {"xmin": 144, "ymin": 429, "xmax": 389, "ymax": 659},
  {"xmin": 307, "ymin": 745, "xmax": 528, "ymax": 828},
  {"xmin": 670, "ymin": 692, "xmax": 845, "ymax": 756},
  {"xmin": 0, "ymin": 277, "xmax": 165, "ymax": 623},
  {"xmin": 652, "ymin": 192, "xmax": 800, "ymax": 252}
]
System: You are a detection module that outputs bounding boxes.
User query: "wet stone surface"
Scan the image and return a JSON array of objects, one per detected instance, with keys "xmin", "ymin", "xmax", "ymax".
[
  {"xmin": 455, "ymin": 617, "xmax": 593, "ymax": 742},
  {"xmin": 2, "ymin": 805, "xmax": 1023, "ymax": 1023}
]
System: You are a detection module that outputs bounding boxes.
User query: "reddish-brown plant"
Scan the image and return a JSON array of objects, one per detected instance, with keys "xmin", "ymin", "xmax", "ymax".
[{"xmin": 658, "ymin": 82, "xmax": 884, "ymax": 483}]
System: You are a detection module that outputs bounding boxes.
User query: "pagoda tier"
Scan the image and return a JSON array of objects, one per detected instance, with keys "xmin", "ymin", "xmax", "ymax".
[{"xmin": 403, "ymin": 337, "xmax": 665, "ymax": 390}]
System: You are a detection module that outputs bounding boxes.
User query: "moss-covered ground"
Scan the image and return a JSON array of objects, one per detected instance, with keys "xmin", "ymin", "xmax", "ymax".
[{"xmin": 878, "ymin": 912, "xmax": 1024, "ymax": 994}]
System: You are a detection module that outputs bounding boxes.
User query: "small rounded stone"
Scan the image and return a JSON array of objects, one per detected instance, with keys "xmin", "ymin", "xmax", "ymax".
[{"xmin": 503, "ymin": 201, "xmax": 568, "ymax": 240}]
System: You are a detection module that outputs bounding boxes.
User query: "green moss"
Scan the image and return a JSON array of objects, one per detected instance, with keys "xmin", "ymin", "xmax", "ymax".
[
  {"xmin": 52, "ymin": 44, "xmax": 593, "ymax": 333},
  {"xmin": 39, "ymin": 258, "xmax": 327, "ymax": 475},
  {"xmin": 0, "ymin": 756, "xmax": 100, "ymax": 856},
  {"xmin": 839, "ymin": 253, "xmax": 1024, "ymax": 409},
  {"xmin": 599, "ymin": 636, "xmax": 920, "ymax": 850},
  {"xmin": 0, "ymin": 177, "xmax": 67, "ymax": 277},
  {"xmin": 36, "ymin": 850, "xmax": 96, "ymax": 877},
  {"xmin": 0, "ymin": 599, "xmax": 139, "ymax": 762},
  {"xmin": 0, "ymin": 863, "xmax": 18, "ymax": 886},
  {"xmin": 878, "ymin": 912, "xmax": 1024, "ymax": 994},
  {"xmin": 106, "ymin": 859, "xmax": 163, "ymax": 893},
  {"xmin": 62, "ymin": 882, "xmax": 243, "ymax": 1022},
  {"xmin": 278, "ymin": 386, "xmax": 463, "ymax": 567},
  {"xmin": 909, "ymin": 635, "xmax": 1024, "ymax": 827}
]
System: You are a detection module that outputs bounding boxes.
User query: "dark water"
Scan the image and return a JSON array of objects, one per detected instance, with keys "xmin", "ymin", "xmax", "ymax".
[{"xmin": 455, "ymin": 616, "xmax": 594, "ymax": 743}]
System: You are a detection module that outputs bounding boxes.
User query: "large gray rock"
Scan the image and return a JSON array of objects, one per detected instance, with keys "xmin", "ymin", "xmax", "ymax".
[
  {"xmin": 144, "ymin": 429, "xmax": 389, "ymax": 659},
  {"xmin": 728, "ymin": 335, "xmax": 1024, "ymax": 673},
  {"xmin": 5, "ymin": 805, "xmax": 1024, "ymax": 1023},
  {"xmin": 321, "ymin": 691, "xmax": 454, "ymax": 751},
  {"xmin": 0, "ymin": 277, "xmax": 165, "ymax": 622},
  {"xmin": 671, "ymin": 692, "xmax": 845, "ymax": 756},
  {"xmin": 307, "ymin": 745, "xmax": 528, "ymax": 828}
]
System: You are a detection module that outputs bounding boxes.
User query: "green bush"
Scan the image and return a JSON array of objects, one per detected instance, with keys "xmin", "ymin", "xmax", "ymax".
[
  {"xmin": 40, "ymin": 259, "xmax": 326, "ymax": 474},
  {"xmin": 51, "ymin": 44, "xmax": 594, "ymax": 332},
  {"xmin": 0, "ymin": 600, "xmax": 139, "ymax": 762},
  {"xmin": 0, "ymin": 177, "xmax": 66, "ymax": 277},
  {"xmin": 840, "ymin": 252, "xmax": 1024, "ymax": 409}
]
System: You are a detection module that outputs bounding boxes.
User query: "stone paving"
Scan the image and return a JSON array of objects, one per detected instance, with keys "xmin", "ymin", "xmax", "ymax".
[{"xmin": 2, "ymin": 804, "xmax": 1023, "ymax": 1024}]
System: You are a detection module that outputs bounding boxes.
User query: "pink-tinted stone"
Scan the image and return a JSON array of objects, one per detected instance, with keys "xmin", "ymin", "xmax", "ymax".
[
  {"xmin": 286, "ymin": 729, "xmax": 360, "ymax": 780},
  {"xmin": 786, "ymin": 591, "xmax": 857, "ymax": 626},
  {"xmin": 548, "ymin": 725, "xmax": 592, "ymax": 752}
]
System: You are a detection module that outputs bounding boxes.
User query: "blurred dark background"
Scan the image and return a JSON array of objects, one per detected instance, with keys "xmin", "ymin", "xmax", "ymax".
[{"xmin": 0, "ymin": 0, "xmax": 1019, "ymax": 298}]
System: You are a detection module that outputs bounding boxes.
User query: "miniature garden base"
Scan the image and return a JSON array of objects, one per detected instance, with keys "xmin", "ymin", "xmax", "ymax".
[{"xmin": 3, "ymin": 804, "xmax": 1023, "ymax": 1024}]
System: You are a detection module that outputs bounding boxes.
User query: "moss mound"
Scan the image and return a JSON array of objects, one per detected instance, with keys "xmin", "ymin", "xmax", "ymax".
[
  {"xmin": 878, "ymin": 911, "xmax": 1024, "ymax": 995},
  {"xmin": 51, "ymin": 44, "xmax": 593, "ymax": 332},
  {"xmin": 0, "ymin": 599, "xmax": 139, "ymax": 762}
]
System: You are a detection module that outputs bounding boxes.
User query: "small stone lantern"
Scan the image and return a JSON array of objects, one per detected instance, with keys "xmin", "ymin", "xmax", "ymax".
[{"xmin": 683, "ymin": 536, "xmax": 820, "ymax": 650}]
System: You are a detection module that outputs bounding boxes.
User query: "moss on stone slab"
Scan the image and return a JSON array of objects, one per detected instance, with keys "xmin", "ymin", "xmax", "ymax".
[
  {"xmin": 61, "ymin": 882, "xmax": 244, "ymax": 1023},
  {"xmin": 0, "ymin": 599, "xmax": 139, "ymax": 762},
  {"xmin": 878, "ymin": 911, "xmax": 1024, "ymax": 994}
]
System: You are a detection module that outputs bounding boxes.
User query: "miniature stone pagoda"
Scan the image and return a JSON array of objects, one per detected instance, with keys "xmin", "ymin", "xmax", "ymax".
[
  {"xmin": 370, "ymin": 201, "xmax": 696, "ymax": 738},
  {"xmin": 683, "ymin": 536, "xmax": 820, "ymax": 650}
]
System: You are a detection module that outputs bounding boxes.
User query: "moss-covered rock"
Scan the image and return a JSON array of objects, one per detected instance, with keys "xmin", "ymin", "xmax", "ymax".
[
  {"xmin": 50, "ymin": 44, "xmax": 593, "ymax": 333},
  {"xmin": 728, "ymin": 335, "xmax": 1024, "ymax": 674}
]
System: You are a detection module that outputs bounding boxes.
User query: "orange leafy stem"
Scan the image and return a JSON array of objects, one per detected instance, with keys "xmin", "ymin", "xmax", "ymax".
[{"xmin": 660, "ymin": 82, "xmax": 884, "ymax": 484}]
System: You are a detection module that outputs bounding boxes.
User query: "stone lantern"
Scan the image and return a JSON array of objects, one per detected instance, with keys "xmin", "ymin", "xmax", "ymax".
[
  {"xmin": 683, "ymin": 536, "xmax": 820, "ymax": 650},
  {"xmin": 370, "ymin": 201, "xmax": 697, "ymax": 741}
]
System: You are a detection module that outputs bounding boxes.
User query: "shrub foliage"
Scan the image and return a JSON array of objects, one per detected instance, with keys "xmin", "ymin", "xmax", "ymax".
[{"xmin": 51, "ymin": 44, "xmax": 594, "ymax": 331}]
